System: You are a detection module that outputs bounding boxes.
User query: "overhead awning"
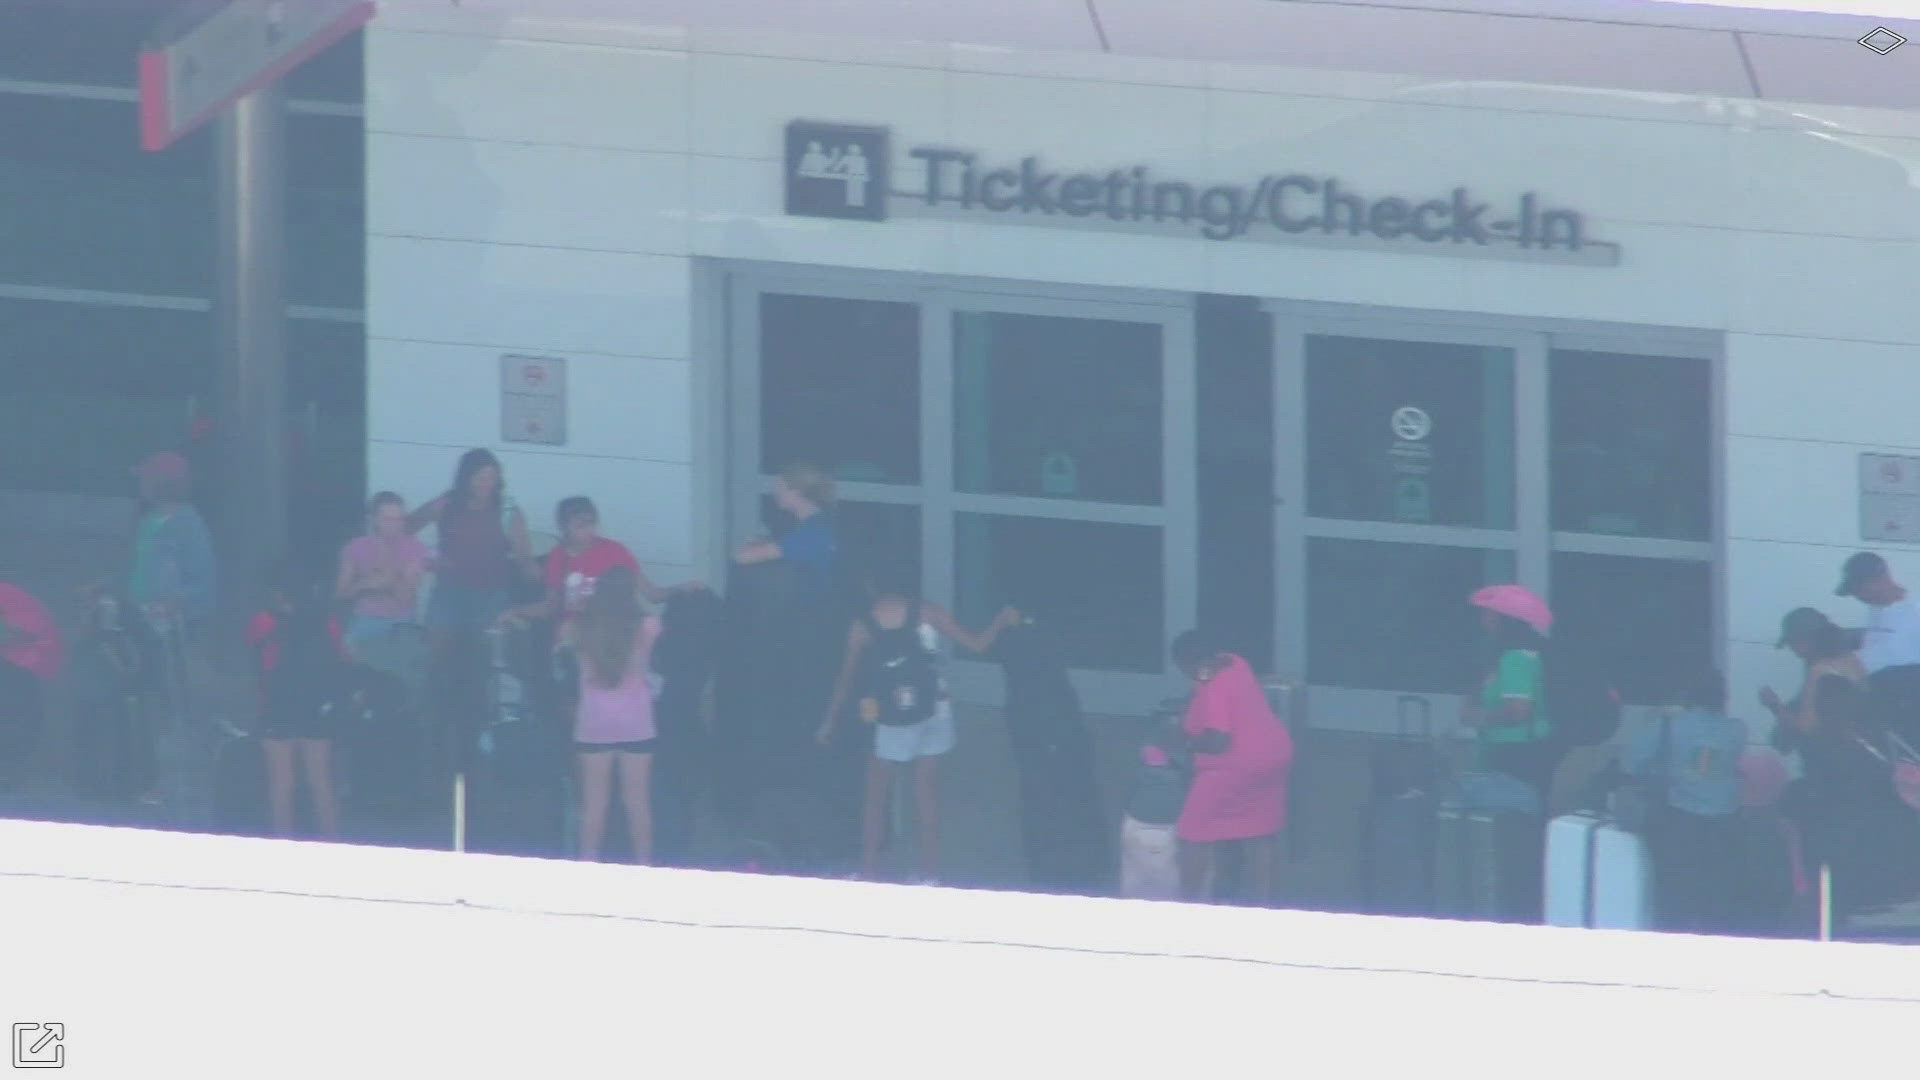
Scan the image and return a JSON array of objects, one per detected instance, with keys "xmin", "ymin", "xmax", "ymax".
[{"xmin": 376, "ymin": 0, "xmax": 1920, "ymax": 110}]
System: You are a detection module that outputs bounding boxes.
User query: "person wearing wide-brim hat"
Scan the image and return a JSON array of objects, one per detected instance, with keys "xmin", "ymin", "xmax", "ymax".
[{"xmin": 1464, "ymin": 584, "xmax": 1559, "ymax": 798}]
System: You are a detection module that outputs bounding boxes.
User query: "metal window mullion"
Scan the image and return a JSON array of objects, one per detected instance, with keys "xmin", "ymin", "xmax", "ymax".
[
  {"xmin": 947, "ymin": 493, "xmax": 1164, "ymax": 527},
  {"xmin": 1517, "ymin": 332, "xmax": 1552, "ymax": 598},
  {"xmin": 729, "ymin": 277, "xmax": 763, "ymax": 551},
  {"xmin": 761, "ymin": 478, "xmax": 925, "ymax": 507},
  {"xmin": 1300, "ymin": 519, "xmax": 1518, "ymax": 551},
  {"xmin": 924, "ymin": 293, "xmax": 957, "ymax": 609},
  {"xmin": 1273, "ymin": 313, "xmax": 1309, "ymax": 680},
  {"xmin": 1549, "ymin": 533, "xmax": 1715, "ymax": 561},
  {"xmin": 1163, "ymin": 305, "xmax": 1200, "ymax": 667}
]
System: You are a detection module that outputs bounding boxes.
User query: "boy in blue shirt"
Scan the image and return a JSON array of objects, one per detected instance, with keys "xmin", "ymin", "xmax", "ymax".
[{"xmin": 1621, "ymin": 668, "xmax": 1747, "ymax": 932}]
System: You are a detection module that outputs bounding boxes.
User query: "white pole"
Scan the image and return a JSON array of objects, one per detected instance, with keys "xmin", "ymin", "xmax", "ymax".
[
  {"xmin": 454, "ymin": 772, "xmax": 467, "ymax": 854},
  {"xmin": 1818, "ymin": 864, "xmax": 1832, "ymax": 942}
]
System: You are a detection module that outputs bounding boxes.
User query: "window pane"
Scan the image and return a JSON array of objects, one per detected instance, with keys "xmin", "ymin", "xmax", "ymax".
[
  {"xmin": 0, "ymin": 97, "xmax": 361, "ymax": 307},
  {"xmin": 1306, "ymin": 335, "xmax": 1515, "ymax": 529},
  {"xmin": 1552, "ymin": 554, "xmax": 1712, "ymax": 706},
  {"xmin": 0, "ymin": 6, "xmax": 157, "ymax": 87},
  {"xmin": 1552, "ymin": 351, "xmax": 1711, "ymax": 541},
  {"xmin": 1307, "ymin": 538, "xmax": 1516, "ymax": 693},
  {"xmin": 0, "ymin": 93, "xmax": 214, "ymax": 297},
  {"xmin": 956, "ymin": 515, "xmax": 1163, "ymax": 673},
  {"xmin": 954, "ymin": 310, "xmax": 1162, "ymax": 505},
  {"xmin": 0, "ymin": 298, "xmax": 209, "ymax": 496},
  {"xmin": 759, "ymin": 294, "xmax": 919, "ymax": 483}
]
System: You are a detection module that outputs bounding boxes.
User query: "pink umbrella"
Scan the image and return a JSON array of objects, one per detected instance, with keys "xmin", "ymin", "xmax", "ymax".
[{"xmin": 1469, "ymin": 584, "xmax": 1553, "ymax": 636}]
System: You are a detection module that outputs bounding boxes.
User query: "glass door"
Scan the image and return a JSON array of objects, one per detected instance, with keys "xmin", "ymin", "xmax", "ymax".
[
  {"xmin": 1274, "ymin": 317, "xmax": 1546, "ymax": 736},
  {"xmin": 729, "ymin": 271, "xmax": 1194, "ymax": 717}
]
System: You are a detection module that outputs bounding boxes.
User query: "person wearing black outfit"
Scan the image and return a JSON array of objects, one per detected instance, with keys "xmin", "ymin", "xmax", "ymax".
[{"xmin": 991, "ymin": 602, "xmax": 1110, "ymax": 895}]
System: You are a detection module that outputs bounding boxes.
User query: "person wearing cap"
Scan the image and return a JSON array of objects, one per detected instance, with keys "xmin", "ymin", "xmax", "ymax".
[
  {"xmin": 1464, "ymin": 584, "xmax": 1559, "ymax": 798},
  {"xmin": 130, "ymin": 451, "xmax": 216, "ymax": 631},
  {"xmin": 1760, "ymin": 607, "xmax": 1865, "ymax": 739},
  {"xmin": 1835, "ymin": 553, "xmax": 1920, "ymax": 672},
  {"xmin": 129, "ymin": 449, "xmax": 217, "ymax": 814},
  {"xmin": 1835, "ymin": 552, "xmax": 1920, "ymax": 743}
]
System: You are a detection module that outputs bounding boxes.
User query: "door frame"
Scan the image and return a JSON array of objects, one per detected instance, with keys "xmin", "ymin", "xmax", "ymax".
[
  {"xmin": 1265, "ymin": 299, "xmax": 1724, "ymax": 736},
  {"xmin": 714, "ymin": 260, "xmax": 1197, "ymax": 717}
]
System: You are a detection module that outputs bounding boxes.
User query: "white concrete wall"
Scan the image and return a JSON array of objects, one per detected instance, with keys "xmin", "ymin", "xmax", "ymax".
[
  {"xmin": 1, "ymin": 818, "xmax": 1914, "ymax": 1077},
  {"xmin": 364, "ymin": 5, "xmax": 1920, "ymax": 721}
]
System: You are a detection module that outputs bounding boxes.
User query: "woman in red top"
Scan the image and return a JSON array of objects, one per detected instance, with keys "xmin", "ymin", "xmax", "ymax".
[
  {"xmin": 1171, "ymin": 630, "xmax": 1295, "ymax": 904},
  {"xmin": 248, "ymin": 565, "xmax": 350, "ymax": 839}
]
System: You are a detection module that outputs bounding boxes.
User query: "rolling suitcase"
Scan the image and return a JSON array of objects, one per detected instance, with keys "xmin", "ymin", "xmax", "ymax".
[
  {"xmin": 1362, "ymin": 791, "xmax": 1437, "ymax": 916},
  {"xmin": 1360, "ymin": 695, "xmax": 1444, "ymax": 916},
  {"xmin": 1545, "ymin": 813, "xmax": 1655, "ymax": 930},
  {"xmin": 1435, "ymin": 805, "xmax": 1542, "ymax": 922}
]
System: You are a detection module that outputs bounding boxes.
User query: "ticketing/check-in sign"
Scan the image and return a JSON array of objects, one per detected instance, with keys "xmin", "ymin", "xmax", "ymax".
[{"xmin": 139, "ymin": 0, "xmax": 376, "ymax": 152}]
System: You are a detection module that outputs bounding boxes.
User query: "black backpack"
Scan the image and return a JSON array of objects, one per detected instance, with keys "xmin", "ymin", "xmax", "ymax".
[{"xmin": 858, "ymin": 602, "xmax": 941, "ymax": 728}]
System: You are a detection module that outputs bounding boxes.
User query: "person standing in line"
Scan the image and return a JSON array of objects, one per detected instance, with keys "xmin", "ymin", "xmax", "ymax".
[
  {"xmin": 1621, "ymin": 668, "xmax": 1746, "ymax": 933},
  {"xmin": 409, "ymin": 449, "xmax": 536, "ymax": 654},
  {"xmin": 128, "ymin": 450, "xmax": 217, "ymax": 816},
  {"xmin": 1835, "ymin": 552, "xmax": 1920, "ymax": 743},
  {"xmin": 408, "ymin": 450, "xmax": 536, "ymax": 782},
  {"xmin": 733, "ymin": 463, "xmax": 841, "ymax": 590},
  {"xmin": 1463, "ymin": 585, "xmax": 1559, "ymax": 800},
  {"xmin": 499, "ymin": 496, "xmax": 700, "ymax": 649},
  {"xmin": 1120, "ymin": 698, "xmax": 1190, "ymax": 901},
  {"xmin": 817, "ymin": 569, "xmax": 1013, "ymax": 884},
  {"xmin": 249, "ymin": 564, "xmax": 349, "ymax": 839},
  {"xmin": 0, "ymin": 578, "xmax": 63, "ymax": 783},
  {"xmin": 1170, "ymin": 631, "xmax": 1295, "ymax": 905},
  {"xmin": 335, "ymin": 492, "xmax": 433, "ymax": 670},
  {"xmin": 1760, "ymin": 607, "xmax": 1866, "ymax": 737},
  {"xmin": 570, "ymin": 566, "xmax": 662, "ymax": 864},
  {"xmin": 732, "ymin": 462, "xmax": 855, "ymax": 870},
  {"xmin": 1798, "ymin": 674, "xmax": 1918, "ymax": 919}
]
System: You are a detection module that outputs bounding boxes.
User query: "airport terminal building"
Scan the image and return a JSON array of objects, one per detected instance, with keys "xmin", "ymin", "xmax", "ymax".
[{"xmin": 266, "ymin": 0, "xmax": 1920, "ymax": 728}]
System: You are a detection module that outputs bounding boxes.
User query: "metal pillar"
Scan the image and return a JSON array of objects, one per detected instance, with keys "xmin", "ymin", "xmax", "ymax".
[{"xmin": 213, "ymin": 85, "xmax": 289, "ymax": 631}]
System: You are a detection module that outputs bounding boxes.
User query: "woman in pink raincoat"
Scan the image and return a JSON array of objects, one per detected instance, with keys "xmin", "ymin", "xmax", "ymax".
[{"xmin": 1172, "ymin": 630, "xmax": 1295, "ymax": 904}]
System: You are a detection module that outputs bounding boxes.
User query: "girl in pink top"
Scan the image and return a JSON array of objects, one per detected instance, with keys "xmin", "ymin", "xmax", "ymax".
[
  {"xmin": 1172, "ymin": 630, "xmax": 1295, "ymax": 904},
  {"xmin": 573, "ymin": 566, "xmax": 662, "ymax": 864}
]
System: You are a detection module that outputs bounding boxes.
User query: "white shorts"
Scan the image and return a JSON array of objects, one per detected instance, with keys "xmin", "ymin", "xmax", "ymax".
[
  {"xmin": 872, "ymin": 707, "xmax": 955, "ymax": 764},
  {"xmin": 1120, "ymin": 815, "xmax": 1182, "ymax": 901}
]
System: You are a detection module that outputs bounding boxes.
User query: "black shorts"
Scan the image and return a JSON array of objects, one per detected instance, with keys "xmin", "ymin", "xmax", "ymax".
[
  {"xmin": 259, "ymin": 701, "xmax": 335, "ymax": 741},
  {"xmin": 576, "ymin": 738, "xmax": 656, "ymax": 755}
]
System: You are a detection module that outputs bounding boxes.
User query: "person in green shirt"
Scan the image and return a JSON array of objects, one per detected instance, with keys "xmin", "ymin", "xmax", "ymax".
[{"xmin": 1464, "ymin": 585, "xmax": 1558, "ymax": 799}]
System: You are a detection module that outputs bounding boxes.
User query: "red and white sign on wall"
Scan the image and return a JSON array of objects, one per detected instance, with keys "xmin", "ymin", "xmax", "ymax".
[
  {"xmin": 502, "ymin": 354, "xmax": 569, "ymax": 447},
  {"xmin": 1861, "ymin": 452, "xmax": 1920, "ymax": 543},
  {"xmin": 140, "ymin": 0, "xmax": 377, "ymax": 152}
]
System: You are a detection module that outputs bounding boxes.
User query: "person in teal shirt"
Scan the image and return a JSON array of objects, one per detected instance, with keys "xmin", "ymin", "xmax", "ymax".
[{"xmin": 1464, "ymin": 587, "xmax": 1558, "ymax": 800}]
